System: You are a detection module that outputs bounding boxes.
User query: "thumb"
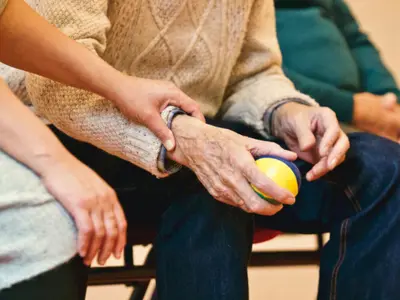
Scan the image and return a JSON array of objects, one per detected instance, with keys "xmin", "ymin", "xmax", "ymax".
[
  {"xmin": 382, "ymin": 93, "xmax": 397, "ymax": 111},
  {"xmin": 146, "ymin": 114, "xmax": 176, "ymax": 151},
  {"xmin": 294, "ymin": 121, "xmax": 316, "ymax": 151}
]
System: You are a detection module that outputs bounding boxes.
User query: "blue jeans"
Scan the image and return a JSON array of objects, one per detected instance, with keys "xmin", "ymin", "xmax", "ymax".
[{"xmin": 52, "ymin": 121, "xmax": 400, "ymax": 300}]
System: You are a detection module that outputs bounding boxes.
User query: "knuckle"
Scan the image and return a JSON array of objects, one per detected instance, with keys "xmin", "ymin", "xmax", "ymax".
[
  {"xmin": 208, "ymin": 188, "xmax": 219, "ymax": 199},
  {"xmin": 322, "ymin": 107, "xmax": 336, "ymax": 118},
  {"xmin": 82, "ymin": 225, "xmax": 94, "ymax": 236},
  {"xmin": 96, "ymin": 228, "xmax": 106, "ymax": 238},
  {"xmin": 244, "ymin": 164, "xmax": 258, "ymax": 179},
  {"xmin": 247, "ymin": 201, "xmax": 261, "ymax": 213},
  {"xmin": 108, "ymin": 188, "xmax": 118, "ymax": 200},
  {"xmin": 120, "ymin": 220, "xmax": 128, "ymax": 231},
  {"xmin": 226, "ymin": 174, "xmax": 241, "ymax": 188},
  {"xmin": 142, "ymin": 111, "xmax": 154, "ymax": 122},
  {"xmin": 210, "ymin": 185, "xmax": 230, "ymax": 202},
  {"xmin": 107, "ymin": 228, "xmax": 118, "ymax": 238},
  {"xmin": 97, "ymin": 191, "xmax": 109, "ymax": 201},
  {"xmin": 213, "ymin": 183, "xmax": 227, "ymax": 195},
  {"xmin": 77, "ymin": 196, "xmax": 92, "ymax": 208}
]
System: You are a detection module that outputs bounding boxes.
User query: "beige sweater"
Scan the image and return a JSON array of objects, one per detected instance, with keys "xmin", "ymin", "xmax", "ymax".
[{"xmin": 1, "ymin": 0, "xmax": 317, "ymax": 177}]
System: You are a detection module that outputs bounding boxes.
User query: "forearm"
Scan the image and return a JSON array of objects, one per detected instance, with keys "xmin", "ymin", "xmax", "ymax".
[
  {"xmin": 0, "ymin": 0, "xmax": 124, "ymax": 103},
  {"xmin": 27, "ymin": 72, "xmax": 182, "ymax": 177},
  {"xmin": 0, "ymin": 80, "xmax": 73, "ymax": 176}
]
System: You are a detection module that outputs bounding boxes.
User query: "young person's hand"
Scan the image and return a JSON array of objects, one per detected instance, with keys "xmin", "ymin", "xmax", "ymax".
[
  {"xmin": 113, "ymin": 77, "xmax": 205, "ymax": 151},
  {"xmin": 38, "ymin": 153, "xmax": 127, "ymax": 266}
]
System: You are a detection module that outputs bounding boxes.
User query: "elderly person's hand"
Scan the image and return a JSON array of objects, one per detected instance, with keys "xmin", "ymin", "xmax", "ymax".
[
  {"xmin": 168, "ymin": 115, "xmax": 298, "ymax": 216},
  {"xmin": 271, "ymin": 102, "xmax": 350, "ymax": 181}
]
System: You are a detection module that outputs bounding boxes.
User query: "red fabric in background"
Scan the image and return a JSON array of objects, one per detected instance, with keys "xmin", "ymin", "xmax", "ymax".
[{"xmin": 253, "ymin": 229, "xmax": 281, "ymax": 244}]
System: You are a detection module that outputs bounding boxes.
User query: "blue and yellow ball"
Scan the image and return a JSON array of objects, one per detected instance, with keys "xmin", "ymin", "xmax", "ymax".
[{"xmin": 251, "ymin": 156, "xmax": 301, "ymax": 205}]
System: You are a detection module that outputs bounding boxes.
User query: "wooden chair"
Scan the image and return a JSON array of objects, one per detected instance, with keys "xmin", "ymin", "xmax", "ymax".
[{"xmin": 88, "ymin": 229, "xmax": 324, "ymax": 300}]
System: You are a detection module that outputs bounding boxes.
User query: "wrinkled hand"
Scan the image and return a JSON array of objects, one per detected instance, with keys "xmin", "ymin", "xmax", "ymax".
[
  {"xmin": 353, "ymin": 92, "xmax": 400, "ymax": 141},
  {"xmin": 40, "ymin": 153, "xmax": 127, "ymax": 266},
  {"xmin": 272, "ymin": 102, "xmax": 350, "ymax": 181},
  {"xmin": 114, "ymin": 76, "xmax": 205, "ymax": 150},
  {"xmin": 168, "ymin": 115, "xmax": 298, "ymax": 216}
]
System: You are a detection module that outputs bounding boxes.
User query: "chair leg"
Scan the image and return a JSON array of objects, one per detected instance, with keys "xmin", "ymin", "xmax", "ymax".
[
  {"xmin": 130, "ymin": 282, "xmax": 152, "ymax": 300},
  {"xmin": 317, "ymin": 233, "xmax": 324, "ymax": 251},
  {"xmin": 151, "ymin": 286, "xmax": 157, "ymax": 300},
  {"xmin": 129, "ymin": 247, "xmax": 156, "ymax": 300}
]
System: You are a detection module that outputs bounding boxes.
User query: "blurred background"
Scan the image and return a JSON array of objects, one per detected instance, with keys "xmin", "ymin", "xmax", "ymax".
[{"xmin": 86, "ymin": 0, "xmax": 399, "ymax": 299}]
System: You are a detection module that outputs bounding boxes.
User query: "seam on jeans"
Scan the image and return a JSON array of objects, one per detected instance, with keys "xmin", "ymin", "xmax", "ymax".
[
  {"xmin": 330, "ymin": 218, "xmax": 350, "ymax": 300},
  {"xmin": 344, "ymin": 186, "xmax": 362, "ymax": 213}
]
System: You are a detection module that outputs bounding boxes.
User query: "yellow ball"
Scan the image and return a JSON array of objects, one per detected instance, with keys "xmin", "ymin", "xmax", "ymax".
[{"xmin": 251, "ymin": 157, "xmax": 300, "ymax": 203}]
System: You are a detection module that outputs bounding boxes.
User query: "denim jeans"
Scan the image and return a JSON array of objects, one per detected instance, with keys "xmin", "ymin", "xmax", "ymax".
[{"xmin": 51, "ymin": 120, "xmax": 400, "ymax": 300}]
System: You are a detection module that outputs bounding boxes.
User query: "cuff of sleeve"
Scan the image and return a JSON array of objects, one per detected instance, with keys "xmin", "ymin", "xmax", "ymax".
[
  {"xmin": 263, "ymin": 97, "xmax": 318, "ymax": 137},
  {"xmin": 156, "ymin": 106, "xmax": 186, "ymax": 176}
]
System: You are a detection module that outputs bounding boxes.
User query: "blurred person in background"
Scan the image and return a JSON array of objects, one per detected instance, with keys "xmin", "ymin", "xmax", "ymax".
[{"xmin": 275, "ymin": 0, "xmax": 400, "ymax": 141}]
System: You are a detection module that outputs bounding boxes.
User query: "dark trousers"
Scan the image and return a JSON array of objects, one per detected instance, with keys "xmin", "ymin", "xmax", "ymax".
[
  {"xmin": 5, "ymin": 120, "xmax": 400, "ymax": 300},
  {"xmin": 0, "ymin": 256, "xmax": 87, "ymax": 300}
]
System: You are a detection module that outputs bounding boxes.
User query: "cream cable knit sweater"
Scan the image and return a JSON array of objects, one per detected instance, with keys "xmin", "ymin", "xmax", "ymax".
[{"xmin": 1, "ymin": 0, "xmax": 317, "ymax": 177}]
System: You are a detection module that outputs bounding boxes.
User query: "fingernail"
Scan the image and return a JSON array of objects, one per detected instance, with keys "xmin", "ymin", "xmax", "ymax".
[
  {"xmin": 165, "ymin": 140, "xmax": 174, "ymax": 151},
  {"xmin": 306, "ymin": 173, "xmax": 313, "ymax": 181},
  {"xmin": 286, "ymin": 197, "xmax": 296, "ymax": 205},
  {"xmin": 329, "ymin": 158, "xmax": 337, "ymax": 170}
]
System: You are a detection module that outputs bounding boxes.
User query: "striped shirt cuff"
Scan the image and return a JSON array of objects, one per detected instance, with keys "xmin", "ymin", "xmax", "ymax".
[{"xmin": 156, "ymin": 107, "xmax": 186, "ymax": 175}]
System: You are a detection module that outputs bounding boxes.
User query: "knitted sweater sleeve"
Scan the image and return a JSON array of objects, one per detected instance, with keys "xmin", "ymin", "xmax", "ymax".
[
  {"xmin": 25, "ymin": 0, "xmax": 179, "ymax": 178},
  {"xmin": 0, "ymin": 0, "xmax": 7, "ymax": 15},
  {"xmin": 220, "ymin": 0, "xmax": 318, "ymax": 137}
]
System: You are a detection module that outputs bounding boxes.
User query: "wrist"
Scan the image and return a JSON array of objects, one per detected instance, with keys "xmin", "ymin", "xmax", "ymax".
[
  {"xmin": 30, "ymin": 147, "xmax": 75, "ymax": 178},
  {"xmin": 270, "ymin": 102, "xmax": 305, "ymax": 137},
  {"xmin": 352, "ymin": 93, "xmax": 369, "ymax": 125},
  {"xmin": 99, "ymin": 72, "xmax": 131, "ymax": 105},
  {"xmin": 167, "ymin": 115, "xmax": 207, "ymax": 165}
]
